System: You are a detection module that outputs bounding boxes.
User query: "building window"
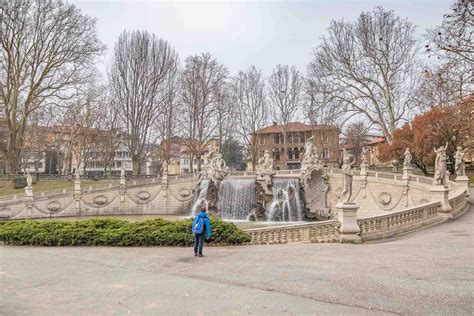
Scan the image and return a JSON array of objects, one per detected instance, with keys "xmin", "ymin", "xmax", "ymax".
[
  {"xmin": 274, "ymin": 148, "xmax": 280, "ymax": 161},
  {"xmin": 293, "ymin": 133, "xmax": 299, "ymax": 143},
  {"xmin": 287, "ymin": 148, "xmax": 293, "ymax": 160},
  {"xmin": 287, "ymin": 133, "xmax": 292, "ymax": 144},
  {"xmin": 299, "ymin": 132, "xmax": 305, "ymax": 143},
  {"xmin": 322, "ymin": 148, "xmax": 329, "ymax": 159},
  {"xmin": 294, "ymin": 147, "xmax": 300, "ymax": 160},
  {"xmin": 273, "ymin": 133, "xmax": 280, "ymax": 144},
  {"xmin": 259, "ymin": 136, "xmax": 264, "ymax": 145}
]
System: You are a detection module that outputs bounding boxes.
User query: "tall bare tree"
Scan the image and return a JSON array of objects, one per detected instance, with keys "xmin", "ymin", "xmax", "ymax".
[
  {"xmin": 215, "ymin": 81, "xmax": 235, "ymax": 151},
  {"xmin": 308, "ymin": 7, "xmax": 420, "ymax": 142},
  {"xmin": 268, "ymin": 65, "xmax": 303, "ymax": 167},
  {"xmin": 0, "ymin": 0, "xmax": 104, "ymax": 173},
  {"xmin": 426, "ymin": 0, "xmax": 473, "ymax": 64},
  {"xmin": 109, "ymin": 30, "xmax": 178, "ymax": 175},
  {"xmin": 231, "ymin": 66, "xmax": 268, "ymax": 170},
  {"xmin": 179, "ymin": 53, "xmax": 228, "ymax": 172},
  {"xmin": 156, "ymin": 67, "xmax": 180, "ymax": 164},
  {"xmin": 423, "ymin": 1, "xmax": 473, "ymax": 105}
]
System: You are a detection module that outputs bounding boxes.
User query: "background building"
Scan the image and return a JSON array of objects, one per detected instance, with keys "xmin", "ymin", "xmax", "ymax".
[{"xmin": 253, "ymin": 122, "xmax": 339, "ymax": 170}]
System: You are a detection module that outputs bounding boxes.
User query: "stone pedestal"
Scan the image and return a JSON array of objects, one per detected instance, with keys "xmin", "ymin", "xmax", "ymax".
[
  {"xmin": 455, "ymin": 175, "xmax": 470, "ymax": 197},
  {"xmin": 360, "ymin": 163, "xmax": 368, "ymax": 176},
  {"xmin": 430, "ymin": 185, "xmax": 452, "ymax": 218},
  {"xmin": 24, "ymin": 185, "xmax": 34, "ymax": 218},
  {"xmin": 74, "ymin": 178, "xmax": 82, "ymax": 214},
  {"xmin": 402, "ymin": 166, "xmax": 413, "ymax": 180},
  {"xmin": 162, "ymin": 173, "xmax": 168, "ymax": 185},
  {"xmin": 336, "ymin": 203, "xmax": 361, "ymax": 243}
]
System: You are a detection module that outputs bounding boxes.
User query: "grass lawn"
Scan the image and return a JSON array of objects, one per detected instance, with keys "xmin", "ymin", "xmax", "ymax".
[{"xmin": 0, "ymin": 179, "xmax": 114, "ymax": 196}]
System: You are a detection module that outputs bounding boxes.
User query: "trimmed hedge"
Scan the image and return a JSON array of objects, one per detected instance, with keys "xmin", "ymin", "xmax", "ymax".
[{"xmin": 0, "ymin": 218, "xmax": 251, "ymax": 246}]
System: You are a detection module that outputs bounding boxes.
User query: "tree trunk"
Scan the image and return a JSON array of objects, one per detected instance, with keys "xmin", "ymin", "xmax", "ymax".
[{"xmin": 132, "ymin": 155, "xmax": 140, "ymax": 176}]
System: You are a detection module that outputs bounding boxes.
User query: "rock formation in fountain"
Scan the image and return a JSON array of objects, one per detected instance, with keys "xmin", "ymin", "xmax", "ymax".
[
  {"xmin": 267, "ymin": 179, "xmax": 303, "ymax": 222},
  {"xmin": 193, "ymin": 147, "xmax": 229, "ymax": 215},
  {"xmin": 299, "ymin": 137, "xmax": 331, "ymax": 220},
  {"xmin": 255, "ymin": 150, "xmax": 275, "ymax": 207}
]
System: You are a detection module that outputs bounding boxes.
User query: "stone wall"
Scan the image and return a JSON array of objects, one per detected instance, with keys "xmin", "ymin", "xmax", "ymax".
[{"xmin": 0, "ymin": 176, "xmax": 199, "ymax": 220}]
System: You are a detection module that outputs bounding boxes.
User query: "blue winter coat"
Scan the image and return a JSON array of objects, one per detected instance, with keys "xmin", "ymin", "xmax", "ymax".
[{"xmin": 197, "ymin": 211, "xmax": 212, "ymax": 240}]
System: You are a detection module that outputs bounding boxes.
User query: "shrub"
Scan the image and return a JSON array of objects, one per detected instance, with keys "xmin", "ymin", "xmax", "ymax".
[
  {"xmin": 0, "ymin": 217, "xmax": 251, "ymax": 246},
  {"xmin": 12, "ymin": 176, "xmax": 27, "ymax": 189}
]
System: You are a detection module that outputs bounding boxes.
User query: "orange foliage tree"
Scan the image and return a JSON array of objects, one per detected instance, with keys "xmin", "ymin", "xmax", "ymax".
[{"xmin": 378, "ymin": 98, "xmax": 472, "ymax": 175}]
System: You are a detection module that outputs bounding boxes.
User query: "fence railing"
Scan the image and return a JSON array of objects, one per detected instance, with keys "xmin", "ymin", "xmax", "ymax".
[{"xmin": 246, "ymin": 220, "xmax": 340, "ymax": 245}]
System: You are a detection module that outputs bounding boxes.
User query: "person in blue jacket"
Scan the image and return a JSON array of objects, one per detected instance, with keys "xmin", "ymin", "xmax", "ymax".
[{"xmin": 192, "ymin": 206, "xmax": 211, "ymax": 257}]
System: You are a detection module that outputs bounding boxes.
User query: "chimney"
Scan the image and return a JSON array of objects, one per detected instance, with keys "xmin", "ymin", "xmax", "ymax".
[{"xmin": 272, "ymin": 121, "xmax": 277, "ymax": 126}]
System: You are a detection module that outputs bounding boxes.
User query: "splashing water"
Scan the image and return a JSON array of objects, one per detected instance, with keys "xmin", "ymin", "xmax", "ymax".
[
  {"xmin": 268, "ymin": 177, "xmax": 303, "ymax": 222},
  {"xmin": 191, "ymin": 180, "xmax": 209, "ymax": 216},
  {"xmin": 218, "ymin": 178, "xmax": 257, "ymax": 220}
]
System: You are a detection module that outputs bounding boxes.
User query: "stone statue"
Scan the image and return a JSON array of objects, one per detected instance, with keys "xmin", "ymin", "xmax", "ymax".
[
  {"xmin": 340, "ymin": 149, "xmax": 355, "ymax": 204},
  {"xmin": 26, "ymin": 172, "xmax": 33, "ymax": 187},
  {"xmin": 361, "ymin": 147, "xmax": 369, "ymax": 165},
  {"xmin": 162, "ymin": 161, "xmax": 168, "ymax": 175},
  {"xmin": 403, "ymin": 148, "xmax": 412, "ymax": 168},
  {"xmin": 204, "ymin": 148, "xmax": 229, "ymax": 186},
  {"xmin": 454, "ymin": 146, "xmax": 467, "ymax": 177},
  {"xmin": 256, "ymin": 150, "xmax": 274, "ymax": 174},
  {"xmin": 433, "ymin": 143, "xmax": 448, "ymax": 186},
  {"xmin": 303, "ymin": 136, "xmax": 319, "ymax": 164},
  {"xmin": 75, "ymin": 170, "xmax": 80, "ymax": 181},
  {"xmin": 120, "ymin": 165, "xmax": 125, "ymax": 178}
]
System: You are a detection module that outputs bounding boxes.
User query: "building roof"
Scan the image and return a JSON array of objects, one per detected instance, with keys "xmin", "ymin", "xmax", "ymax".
[
  {"xmin": 256, "ymin": 122, "xmax": 338, "ymax": 134},
  {"xmin": 366, "ymin": 137, "xmax": 386, "ymax": 146}
]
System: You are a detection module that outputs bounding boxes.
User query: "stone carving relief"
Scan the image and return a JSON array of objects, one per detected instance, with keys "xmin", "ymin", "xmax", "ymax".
[
  {"xmin": 378, "ymin": 192, "xmax": 392, "ymax": 205},
  {"xmin": 302, "ymin": 168, "xmax": 331, "ymax": 220},
  {"xmin": 137, "ymin": 191, "xmax": 151, "ymax": 201},
  {"xmin": 93, "ymin": 195, "xmax": 108, "ymax": 206},
  {"xmin": 46, "ymin": 201, "xmax": 62, "ymax": 213}
]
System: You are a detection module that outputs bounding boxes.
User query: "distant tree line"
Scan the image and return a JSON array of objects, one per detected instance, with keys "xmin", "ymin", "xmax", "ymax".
[{"xmin": 0, "ymin": 0, "xmax": 472, "ymax": 174}]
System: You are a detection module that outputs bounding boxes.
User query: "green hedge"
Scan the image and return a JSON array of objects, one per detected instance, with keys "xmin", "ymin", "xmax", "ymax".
[{"xmin": 0, "ymin": 218, "xmax": 251, "ymax": 246}]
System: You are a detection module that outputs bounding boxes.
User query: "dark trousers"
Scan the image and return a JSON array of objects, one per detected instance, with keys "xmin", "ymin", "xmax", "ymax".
[{"xmin": 194, "ymin": 233, "xmax": 205, "ymax": 255}]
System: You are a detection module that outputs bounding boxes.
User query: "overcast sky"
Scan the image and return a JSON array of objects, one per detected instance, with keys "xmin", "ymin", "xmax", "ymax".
[{"xmin": 71, "ymin": 0, "xmax": 451, "ymax": 79}]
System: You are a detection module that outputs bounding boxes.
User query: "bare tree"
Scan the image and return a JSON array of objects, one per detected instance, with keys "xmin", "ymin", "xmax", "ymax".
[
  {"xmin": 231, "ymin": 66, "xmax": 268, "ymax": 171},
  {"xmin": 303, "ymin": 78, "xmax": 348, "ymax": 128},
  {"xmin": 426, "ymin": 0, "xmax": 473, "ymax": 64},
  {"xmin": 344, "ymin": 121, "xmax": 371, "ymax": 164},
  {"xmin": 268, "ymin": 65, "xmax": 303, "ymax": 167},
  {"xmin": 423, "ymin": 1, "xmax": 473, "ymax": 106},
  {"xmin": 179, "ymin": 53, "xmax": 228, "ymax": 172},
  {"xmin": 0, "ymin": 0, "xmax": 104, "ymax": 174},
  {"xmin": 109, "ymin": 30, "xmax": 179, "ymax": 175},
  {"xmin": 215, "ymin": 81, "xmax": 235, "ymax": 151},
  {"xmin": 156, "ymin": 67, "xmax": 181, "ymax": 164},
  {"xmin": 308, "ymin": 7, "xmax": 420, "ymax": 142},
  {"xmin": 55, "ymin": 86, "xmax": 103, "ymax": 175}
]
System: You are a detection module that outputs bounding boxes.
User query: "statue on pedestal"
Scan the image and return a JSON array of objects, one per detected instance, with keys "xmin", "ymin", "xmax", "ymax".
[
  {"xmin": 26, "ymin": 172, "xmax": 33, "ymax": 187},
  {"xmin": 403, "ymin": 148, "xmax": 412, "ymax": 168},
  {"xmin": 303, "ymin": 136, "xmax": 319, "ymax": 165},
  {"xmin": 162, "ymin": 161, "xmax": 168, "ymax": 176},
  {"xmin": 454, "ymin": 146, "xmax": 467, "ymax": 177},
  {"xmin": 361, "ymin": 147, "xmax": 369, "ymax": 165},
  {"xmin": 256, "ymin": 150, "xmax": 274, "ymax": 175},
  {"xmin": 340, "ymin": 149, "xmax": 355, "ymax": 204},
  {"xmin": 433, "ymin": 143, "xmax": 448, "ymax": 186}
]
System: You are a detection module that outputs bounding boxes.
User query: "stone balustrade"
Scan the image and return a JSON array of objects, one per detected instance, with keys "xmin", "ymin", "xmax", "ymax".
[
  {"xmin": 357, "ymin": 201, "xmax": 442, "ymax": 241},
  {"xmin": 246, "ymin": 220, "xmax": 340, "ymax": 245}
]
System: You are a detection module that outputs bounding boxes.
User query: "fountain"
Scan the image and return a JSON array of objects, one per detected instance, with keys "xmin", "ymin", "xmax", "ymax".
[
  {"xmin": 191, "ymin": 137, "xmax": 330, "ymax": 223},
  {"xmin": 218, "ymin": 178, "xmax": 257, "ymax": 220}
]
